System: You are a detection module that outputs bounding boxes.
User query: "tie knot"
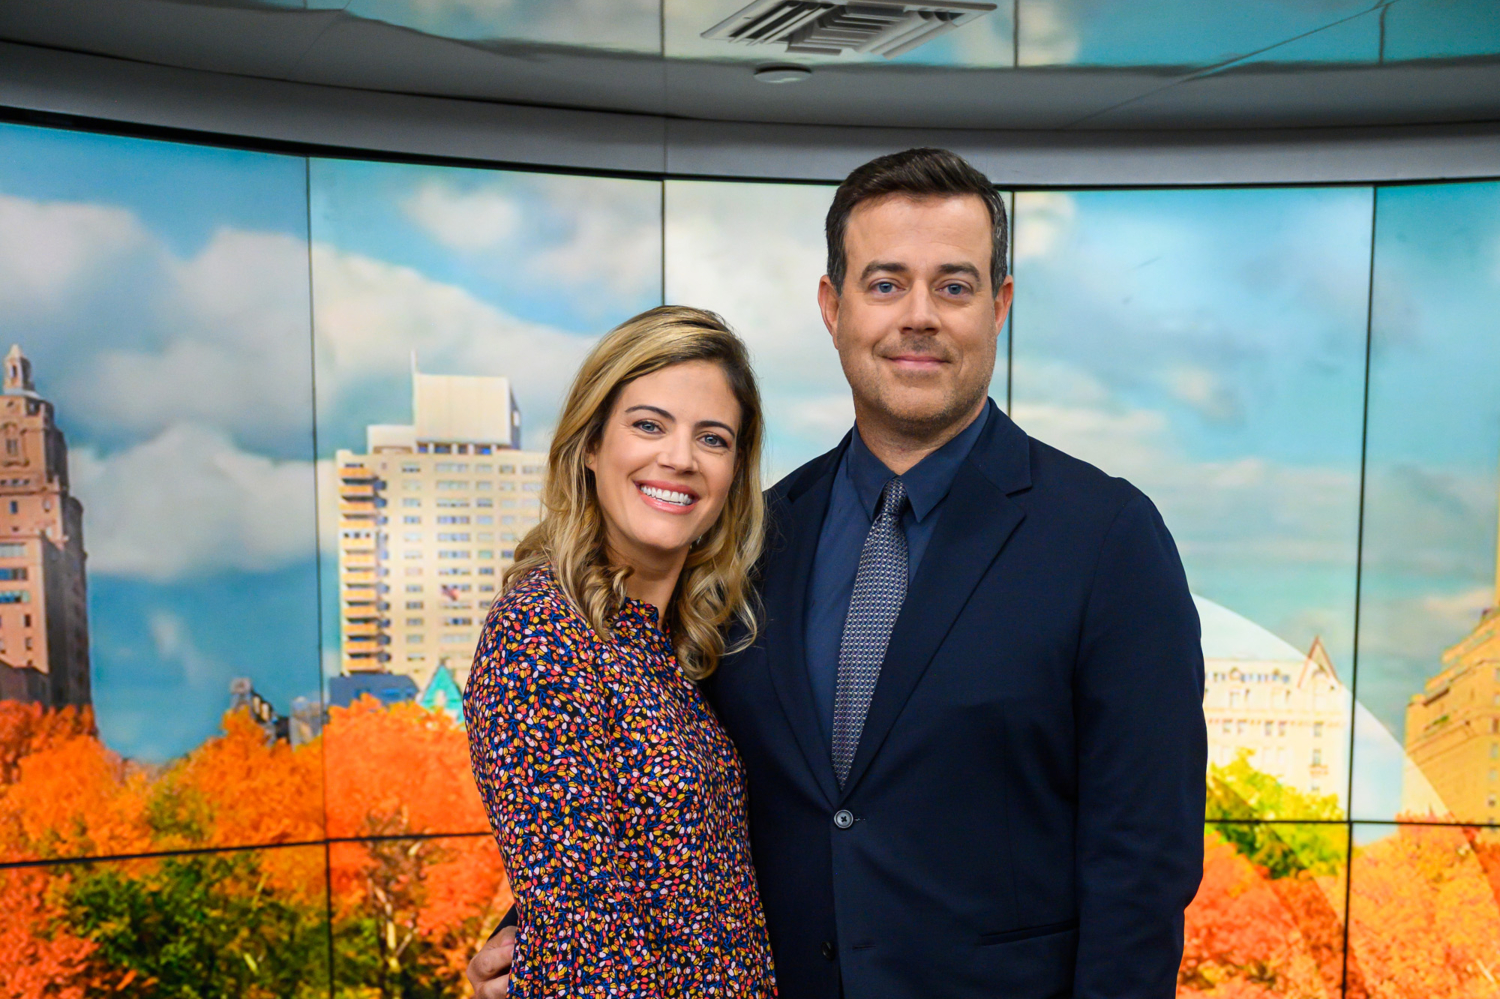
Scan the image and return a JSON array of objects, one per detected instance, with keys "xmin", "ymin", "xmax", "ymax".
[{"xmin": 878, "ymin": 477, "xmax": 906, "ymax": 520}]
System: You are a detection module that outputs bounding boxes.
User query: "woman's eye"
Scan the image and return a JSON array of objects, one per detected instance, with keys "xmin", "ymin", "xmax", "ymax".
[
  {"xmin": 634, "ymin": 420, "xmax": 662, "ymax": 433},
  {"xmin": 700, "ymin": 433, "xmax": 729, "ymax": 449}
]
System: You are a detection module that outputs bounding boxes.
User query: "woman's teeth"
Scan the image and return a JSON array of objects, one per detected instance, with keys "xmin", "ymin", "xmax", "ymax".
[{"xmin": 639, "ymin": 484, "xmax": 694, "ymax": 506}]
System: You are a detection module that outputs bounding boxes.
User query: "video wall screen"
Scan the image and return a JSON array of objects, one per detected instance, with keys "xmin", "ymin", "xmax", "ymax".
[{"xmin": 1, "ymin": 117, "xmax": 1498, "ymax": 996}]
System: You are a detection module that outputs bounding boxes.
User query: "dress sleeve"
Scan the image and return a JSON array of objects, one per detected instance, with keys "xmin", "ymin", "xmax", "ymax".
[{"xmin": 464, "ymin": 600, "xmax": 661, "ymax": 998}]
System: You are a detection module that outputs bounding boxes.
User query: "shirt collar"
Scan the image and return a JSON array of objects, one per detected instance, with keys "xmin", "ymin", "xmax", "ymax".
[{"xmin": 844, "ymin": 401, "xmax": 991, "ymax": 523}]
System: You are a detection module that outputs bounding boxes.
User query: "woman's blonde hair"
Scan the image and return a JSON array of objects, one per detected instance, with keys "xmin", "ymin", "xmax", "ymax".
[{"xmin": 504, "ymin": 305, "xmax": 765, "ymax": 679}]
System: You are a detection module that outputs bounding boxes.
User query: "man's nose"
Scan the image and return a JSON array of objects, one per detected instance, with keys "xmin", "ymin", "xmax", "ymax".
[{"xmin": 900, "ymin": 283, "xmax": 940, "ymax": 333}]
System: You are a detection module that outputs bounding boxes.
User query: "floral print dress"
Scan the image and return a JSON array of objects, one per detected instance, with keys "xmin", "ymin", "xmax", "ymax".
[{"xmin": 464, "ymin": 566, "xmax": 776, "ymax": 998}]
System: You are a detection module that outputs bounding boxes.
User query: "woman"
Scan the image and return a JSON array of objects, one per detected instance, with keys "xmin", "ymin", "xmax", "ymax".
[{"xmin": 463, "ymin": 306, "xmax": 775, "ymax": 997}]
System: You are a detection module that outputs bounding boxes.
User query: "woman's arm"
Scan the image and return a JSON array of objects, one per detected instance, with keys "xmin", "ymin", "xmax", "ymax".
[{"xmin": 465, "ymin": 602, "xmax": 660, "ymax": 998}]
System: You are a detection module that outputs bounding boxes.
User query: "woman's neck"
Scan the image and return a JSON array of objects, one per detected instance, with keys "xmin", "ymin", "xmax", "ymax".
[{"xmin": 610, "ymin": 539, "xmax": 687, "ymax": 618}]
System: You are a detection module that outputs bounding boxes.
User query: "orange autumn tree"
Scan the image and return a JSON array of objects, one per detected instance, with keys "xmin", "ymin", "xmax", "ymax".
[
  {"xmin": 0, "ymin": 865, "xmax": 94, "ymax": 999},
  {"xmin": 1346, "ymin": 823, "xmax": 1500, "ymax": 999},
  {"xmin": 323, "ymin": 697, "xmax": 509, "ymax": 996}
]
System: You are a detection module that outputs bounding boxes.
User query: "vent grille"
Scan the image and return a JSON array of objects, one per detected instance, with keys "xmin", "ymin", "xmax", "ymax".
[{"xmin": 703, "ymin": 0, "xmax": 997, "ymax": 58}]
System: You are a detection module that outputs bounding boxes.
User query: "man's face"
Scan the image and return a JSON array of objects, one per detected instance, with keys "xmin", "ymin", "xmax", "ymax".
[{"xmin": 818, "ymin": 193, "xmax": 1014, "ymax": 437}]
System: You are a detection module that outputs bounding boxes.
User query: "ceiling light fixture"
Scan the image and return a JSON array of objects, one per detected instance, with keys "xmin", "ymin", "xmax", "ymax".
[{"xmin": 704, "ymin": 0, "xmax": 997, "ymax": 59}]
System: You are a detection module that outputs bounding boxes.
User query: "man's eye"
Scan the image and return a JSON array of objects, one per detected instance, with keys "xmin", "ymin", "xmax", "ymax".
[
  {"xmin": 944, "ymin": 283, "xmax": 968, "ymax": 295},
  {"xmin": 873, "ymin": 281, "xmax": 896, "ymax": 294}
]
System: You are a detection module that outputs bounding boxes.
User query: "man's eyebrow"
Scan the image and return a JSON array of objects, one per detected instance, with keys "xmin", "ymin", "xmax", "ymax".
[
  {"xmin": 858, "ymin": 261, "xmax": 911, "ymax": 282},
  {"xmin": 936, "ymin": 262, "xmax": 982, "ymax": 280}
]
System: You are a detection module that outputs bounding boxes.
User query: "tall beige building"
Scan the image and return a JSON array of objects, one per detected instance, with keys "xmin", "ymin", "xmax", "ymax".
[
  {"xmin": 0, "ymin": 344, "xmax": 90, "ymax": 707},
  {"xmin": 1404, "ymin": 504, "xmax": 1500, "ymax": 822},
  {"xmin": 337, "ymin": 362, "xmax": 546, "ymax": 693},
  {"xmin": 1198, "ymin": 597, "xmax": 1348, "ymax": 806}
]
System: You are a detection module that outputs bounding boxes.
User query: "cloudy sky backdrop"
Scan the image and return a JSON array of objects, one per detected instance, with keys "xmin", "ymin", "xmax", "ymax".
[{"xmin": 2, "ymin": 121, "xmax": 1497, "ymax": 825}]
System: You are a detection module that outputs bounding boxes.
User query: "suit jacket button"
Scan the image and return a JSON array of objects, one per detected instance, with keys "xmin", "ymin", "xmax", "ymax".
[
  {"xmin": 833, "ymin": 809, "xmax": 854, "ymax": 829},
  {"xmin": 821, "ymin": 940, "xmax": 837, "ymax": 960}
]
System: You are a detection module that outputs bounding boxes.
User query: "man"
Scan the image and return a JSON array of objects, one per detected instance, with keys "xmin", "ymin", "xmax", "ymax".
[{"xmin": 471, "ymin": 148, "xmax": 1205, "ymax": 998}]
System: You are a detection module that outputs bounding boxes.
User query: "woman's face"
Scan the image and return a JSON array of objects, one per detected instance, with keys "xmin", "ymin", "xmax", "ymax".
[{"xmin": 587, "ymin": 360, "xmax": 742, "ymax": 570}]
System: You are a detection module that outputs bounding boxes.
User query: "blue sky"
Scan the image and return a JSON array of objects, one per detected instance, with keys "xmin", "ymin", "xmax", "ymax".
[
  {"xmin": 0, "ymin": 123, "xmax": 320, "ymax": 762},
  {"xmin": 1011, "ymin": 186, "xmax": 1372, "ymax": 677},
  {"xmin": 1352, "ymin": 181, "xmax": 1500, "ymax": 818}
]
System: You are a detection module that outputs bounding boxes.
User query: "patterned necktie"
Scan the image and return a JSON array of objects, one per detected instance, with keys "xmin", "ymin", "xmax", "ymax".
[{"xmin": 831, "ymin": 476, "xmax": 909, "ymax": 787}]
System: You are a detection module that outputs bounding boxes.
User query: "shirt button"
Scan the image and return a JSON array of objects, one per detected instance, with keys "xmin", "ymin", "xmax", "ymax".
[
  {"xmin": 821, "ymin": 940, "xmax": 837, "ymax": 960},
  {"xmin": 833, "ymin": 809, "xmax": 855, "ymax": 829}
]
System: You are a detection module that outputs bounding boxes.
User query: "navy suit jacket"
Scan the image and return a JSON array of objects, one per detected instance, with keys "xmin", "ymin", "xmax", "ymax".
[{"xmin": 703, "ymin": 401, "xmax": 1206, "ymax": 999}]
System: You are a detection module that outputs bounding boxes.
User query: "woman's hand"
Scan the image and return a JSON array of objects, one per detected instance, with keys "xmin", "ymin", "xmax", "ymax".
[{"xmin": 467, "ymin": 926, "xmax": 515, "ymax": 998}]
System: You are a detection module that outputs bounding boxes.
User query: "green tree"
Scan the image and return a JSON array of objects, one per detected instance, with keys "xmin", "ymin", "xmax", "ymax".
[
  {"xmin": 1207, "ymin": 750, "xmax": 1345, "ymax": 878},
  {"xmin": 63, "ymin": 852, "xmax": 329, "ymax": 999}
]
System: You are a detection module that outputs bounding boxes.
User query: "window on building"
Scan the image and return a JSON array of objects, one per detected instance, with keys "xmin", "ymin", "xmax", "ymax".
[
  {"xmin": 403, "ymin": 516, "xmax": 420, "ymax": 524},
  {"xmin": 500, "ymin": 465, "xmax": 515, "ymax": 474},
  {"xmin": 0, "ymin": 567, "xmax": 27, "ymax": 580},
  {"xmin": 1264, "ymin": 721, "xmax": 1272, "ymax": 737},
  {"xmin": 1311, "ymin": 749, "xmax": 1322, "ymax": 766},
  {"xmin": 437, "ymin": 533, "xmax": 471, "ymax": 542},
  {"xmin": 6, "ymin": 501, "xmax": 14, "ymax": 515},
  {"xmin": 438, "ymin": 551, "xmax": 471, "ymax": 559},
  {"xmin": 478, "ymin": 550, "xmax": 494, "ymax": 559},
  {"xmin": 437, "ymin": 516, "xmax": 470, "ymax": 525},
  {"xmin": 1313, "ymin": 722, "xmax": 1323, "ymax": 738},
  {"xmin": 404, "ymin": 551, "xmax": 421, "ymax": 559},
  {"xmin": 479, "ymin": 584, "xmax": 495, "ymax": 592},
  {"xmin": 475, "ymin": 464, "xmax": 493, "ymax": 473},
  {"xmin": 1490, "ymin": 794, "xmax": 1497, "ymax": 809},
  {"xmin": 437, "ymin": 498, "xmax": 471, "ymax": 508},
  {"xmin": 408, "ymin": 635, "xmax": 424, "ymax": 643},
  {"xmin": 438, "ymin": 567, "xmax": 471, "ymax": 576},
  {"xmin": 1277, "ymin": 721, "xmax": 1286, "ymax": 737},
  {"xmin": 417, "ymin": 444, "xmax": 429, "ymax": 453},
  {"xmin": 477, "ymin": 515, "xmax": 494, "ymax": 525},
  {"xmin": 1491, "ymin": 743, "xmax": 1498, "ymax": 760},
  {"xmin": 0, "ymin": 542, "xmax": 20, "ymax": 557},
  {"xmin": 477, "ymin": 445, "xmax": 492, "ymax": 455},
  {"xmin": 1228, "ymin": 692, "xmax": 1240, "ymax": 708},
  {"xmin": 444, "ymin": 617, "xmax": 473, "ymax": 627},
  {"xmin": 478, "ymin": 567, "xmax": 496, "ymax": 576},
  {"xmin": 406, "ymin": 601, "xmax": 423, "ymax": 609},
  {"xmin": 523, "ymin": 482, "xmax": 542, "ymax": 492},
  {"xmin": 437, "ymin": 480, "xmax": 469, "ymax": 490},
  {"xmin": 402, "ymin": 498, "xmax": 421, "ymax": 508},
  {"xmin": 0, "ymin": 591, "xmax": 29, "ymax": 604},
  {"xmin": 522, "ymin": 466, "xmax": 541, "ymax": 475},
  {"xmin": 23, "ymin": 637, "xmax": 31, "ymax": 651},
  {"xmin": 406, "ymin": 617, "xmax": 423, "ymax": 626}
]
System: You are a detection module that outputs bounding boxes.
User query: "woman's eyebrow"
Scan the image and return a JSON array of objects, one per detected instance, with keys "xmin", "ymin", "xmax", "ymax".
[{"xmin": 624, "ymin": 404, "xmax": 674, "ymax": 420}]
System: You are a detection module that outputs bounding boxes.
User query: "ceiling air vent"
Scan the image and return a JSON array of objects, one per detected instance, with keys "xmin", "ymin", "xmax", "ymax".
[{"xmin": 703, "ymin": 0, "xmax": 997, "ymax": 58}]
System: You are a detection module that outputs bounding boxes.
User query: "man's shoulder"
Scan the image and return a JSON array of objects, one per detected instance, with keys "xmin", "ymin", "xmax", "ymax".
[
  {"xmin": 764, "ymin": 444, "xmax": 844, "ymax": 510},
  {"xmin": 1019, "ymin": 432, "xmax": 1155, "ymax": 529}
]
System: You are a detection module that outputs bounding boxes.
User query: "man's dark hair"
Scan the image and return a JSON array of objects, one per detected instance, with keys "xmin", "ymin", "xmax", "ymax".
[{"xmin": 825, "ymin": 147, "xmax": 1008, "ymax": 296}]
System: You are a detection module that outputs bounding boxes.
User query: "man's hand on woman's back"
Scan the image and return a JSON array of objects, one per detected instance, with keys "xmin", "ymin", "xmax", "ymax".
[{"xmin": 467, "ymin": 926, "xmax": 514, "ymax": 998}]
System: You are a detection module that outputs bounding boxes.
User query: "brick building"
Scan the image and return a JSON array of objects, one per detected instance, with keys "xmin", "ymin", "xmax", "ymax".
[{"xmin": 0, "ymin": 344, "xmax": 90, "ymax": 707}]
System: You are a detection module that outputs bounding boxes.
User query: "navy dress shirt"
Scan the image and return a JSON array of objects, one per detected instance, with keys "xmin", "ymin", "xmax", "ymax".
[{"xmin": 804, "ymin": 403, "xmax": 991, "ymax": 747}]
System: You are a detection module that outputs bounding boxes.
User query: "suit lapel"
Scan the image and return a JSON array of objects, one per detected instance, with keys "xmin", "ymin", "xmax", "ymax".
[
  {"xmin": 838, "ymin": 406, "xmax": 1031, "ymax": 799},
  {"xmin": 762, "ymin": 448, "xmax": 844, "ymax": 806}
]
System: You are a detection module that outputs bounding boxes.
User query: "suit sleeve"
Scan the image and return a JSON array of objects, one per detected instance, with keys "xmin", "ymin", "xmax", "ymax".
[
  {"xmin": 464, "ymin": 605, "xmax": 662, "ymax": 998},
  {"xmin": 1072, "ymin": 491, "xmax": 1206, "ymax": 999}
]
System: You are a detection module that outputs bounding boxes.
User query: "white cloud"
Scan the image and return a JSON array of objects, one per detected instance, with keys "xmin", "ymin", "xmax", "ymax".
[
  {"xmin": 70, "ymin": 228, "xmax": 314, "ymax": 449},
  {"xmin": 403, "ymin": 181, "xmax": 521, "ymax": 252},
  {"xmin": 148, "ymin": 610, "xmax": 221, "ymax": 688},
  {"xmin": 1016, "ymin": 0, "xmax": 1080, "ymax": 66},
  {"xmin": 1162, "ymin": 363, "xmax": 1241, "ymax": 422},
  {"xmin": 399, "ymin": 174, "xmax": 660, "ymax": 303},
  {"xmin": 0, "ymin": 191, "xmax": 150, "ymax": 314},
  {"xmin": 311, "ymin": 243, "xmax": 594, "ymax": 444},
  {"xmin": 1012, "ymin": 192, "xmax": 1076, "ymax": 262},
  {"xmin": 69, "ymin": 423, "xmax": 317, "ymax": 580}
]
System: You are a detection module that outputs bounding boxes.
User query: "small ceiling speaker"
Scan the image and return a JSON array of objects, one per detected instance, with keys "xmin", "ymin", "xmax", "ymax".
[{"xmin": 754, "ymin": 64, "xmax": 815, "ymax": 83}]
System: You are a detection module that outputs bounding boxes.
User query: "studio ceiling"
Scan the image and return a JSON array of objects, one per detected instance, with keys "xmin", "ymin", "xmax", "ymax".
[{"xmin": 2, "ymin": 0, "xmax": 1498, "ymax": 130}]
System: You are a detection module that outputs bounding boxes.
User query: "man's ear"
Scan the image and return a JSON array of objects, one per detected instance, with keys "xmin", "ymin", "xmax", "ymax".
[
  {"xmin": 817, "ymin": 274, "xmax": 841, "ymax": 343},
  {"xmin": 993, "ymin": 274, "xmax": 1015, "ymax": 330}
]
